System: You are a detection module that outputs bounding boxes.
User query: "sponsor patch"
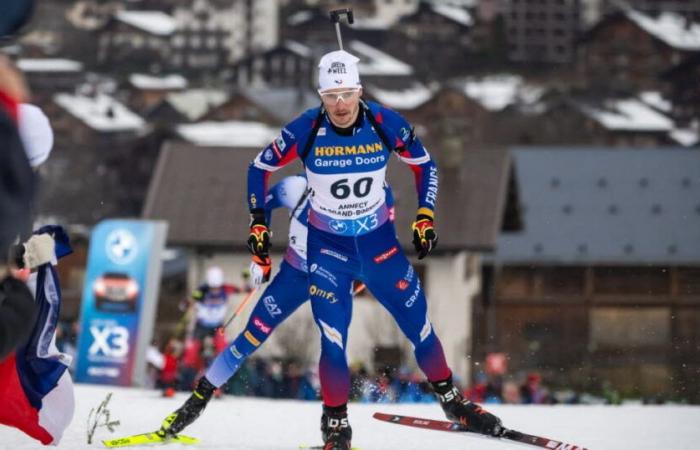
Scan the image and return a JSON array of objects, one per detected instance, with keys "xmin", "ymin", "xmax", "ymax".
[
  {"xmin": 374, "ymin": 246, "xmax": 398, "ymax": 264},
  {"xmin": 319, "ymin": 320, "xmax": 344, "ymax": 349},
  {"xmin": 320, "ymin": 248, "xmax": 348, "ymax": 262},
  {"xmin": 310, "ymin": 284, "xmax": 337, "ymax": 303},
  {"xmin": 244, "ymin": 330, "xmax": 261, "ymax": 347},
  {"xmin": 230, "ymin": 345, "xmax": 242, "ymax": 359},
  {"xmin": 264, "ymin": 148, "xmax": 274, "ymax": 161},
  {"xmin": 396, "ymin": 279, "xmax": 409, "ymax": 291},
  {"xmin": 263, "ymin": 296, "xmax": 282, "ymax": 317},
  {"xmin": 309, "ymin": 264, "xmax": 338, "ymax": 287},
  {"xmin": 420, "ymin": 315, "xmax": 432, "ymax": 342},
  {"xmin": 317, "ymin": 127, "xmax": 326, "ymax": 136},
  {"xmin": 275, "ymin": 135, "xmax": 287, "ymax": 152},
  {"xmin": 253, "ymin": 317, "xmax": 271, "ymax": 334}
]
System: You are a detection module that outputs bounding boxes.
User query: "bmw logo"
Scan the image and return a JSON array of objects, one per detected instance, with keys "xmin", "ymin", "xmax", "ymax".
[
  {"xmin": 105, "ymin": 229, "xmax": 138, "ymax": 265},
  {"xmin": 329, "ymin": 220, "xmax": 347, "ymax": 233}
]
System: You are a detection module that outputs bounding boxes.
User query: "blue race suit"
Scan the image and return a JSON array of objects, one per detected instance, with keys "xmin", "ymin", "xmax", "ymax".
[
  {"xmin": 247, "ymin": 101, "xmax": 450, "ymax": 407},
  {"xmin": 205, "ymin": 175, "xmax": 395, "ymax": 388}
]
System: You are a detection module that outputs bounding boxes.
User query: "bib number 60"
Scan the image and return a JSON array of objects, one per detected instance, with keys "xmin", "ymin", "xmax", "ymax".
[{"xmin": 331, "ymin": 177, "xmax": 373, "ymax": 199}]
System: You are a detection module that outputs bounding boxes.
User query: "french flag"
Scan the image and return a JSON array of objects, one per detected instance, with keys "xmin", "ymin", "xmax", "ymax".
[{"xmin": 0, "ymin": 226, "xmax": 75, "ymax": 445}]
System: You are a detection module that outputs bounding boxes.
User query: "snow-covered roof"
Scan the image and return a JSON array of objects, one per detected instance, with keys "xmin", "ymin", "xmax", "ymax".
[
  {"xmin": 367, "ymin": 83, "xmax": 434, "ymax": 110},
  {"xmin": 130, "ymin": 74, "xmax": 188, "ymax": 90},
  {"xmin": 284, "ymin": 40, "xmax": 312, "ymax": 58},
  {"xmin": 577, "ymin": 99, "xmax": 674, "ymax": 132},
  {"xmin": 287, "ymin": 10, "xmax": 313, "ymax": 26},
  {"xmin": 54, "ymin": 93, "xmax": 144, "ymax": 132},
  {"xmin": 115, "ymin": 11, "xmax": 177, "ymax": 36},
  {"xmin": 626, "ymin": 10, "xmax": 700, "ymax": 51},
  {"xmin": 669, "ymin": 125, "xmax": 700, "ymax": 147},
  {"xmin": 17, "ymin": 58, "xmax": 83, "ymax": 73},
  {"xmin": 431, "ymin": 4, "xmax": 473, "ymax": 27},
  {"xmin": 177, "ymin": 121, "xmax": 277, "ymax": 148},
  {"xmin": 462, "ymin": 75, "xmax": 544, "ymax": 111},
  {"xmin": 349, "ymin": 41, "xmax": 413, "ymax": 77},
  {"xmin": 166, "ymin": 89, "xmax": 229, "ymax": 121},
  {"xmin": 639, "ymin": 91, "xmax": 672, "ymax": 114}
]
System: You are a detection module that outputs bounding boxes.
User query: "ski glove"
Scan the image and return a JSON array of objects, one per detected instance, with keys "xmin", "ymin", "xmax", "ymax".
[
  {"xmin": 412, "ymin": 214, "xmax": 438, "ymax": 260},
  {"xmin": 247, "ymin": 209, "xmax": 270, "ymax": 258},
  {"xmin": 249, "ymin": 255, "xmax": 271, "ymax": 287},
  {"xmin": 11, "ymin": 233, "xmax": 55, "ymax": 270}
]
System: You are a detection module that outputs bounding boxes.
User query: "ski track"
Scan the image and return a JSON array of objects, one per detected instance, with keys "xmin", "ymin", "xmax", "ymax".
[{"xmin": 1, "ymin": 384, "xmax": 699, "ymax": 449}]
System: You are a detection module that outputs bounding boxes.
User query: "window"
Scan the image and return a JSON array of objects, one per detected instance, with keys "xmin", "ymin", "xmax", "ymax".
[{"xmin": 590, "ymin": 307, "xmax": 670, "ymax": 349}]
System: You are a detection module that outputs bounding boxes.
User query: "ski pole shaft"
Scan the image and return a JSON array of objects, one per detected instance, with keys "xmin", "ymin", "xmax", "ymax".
[
  {"xmin": 329, "ymin": 8, "xmax": 354, "ymax": 51},
  {"xmin": 217, "ymin": 287, "xmax": 258, "ymax": 334}
]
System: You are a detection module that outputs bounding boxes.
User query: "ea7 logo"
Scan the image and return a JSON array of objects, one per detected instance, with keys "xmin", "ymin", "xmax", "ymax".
[{"xmin": 263, "ymin": 296, "xmax": 282, "ymax": 317}]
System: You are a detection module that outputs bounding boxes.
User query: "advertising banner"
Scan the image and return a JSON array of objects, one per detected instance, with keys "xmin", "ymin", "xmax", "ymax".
[{"xmin": 75, "ymin": 220, "xmax": 167, "ymax": 386}]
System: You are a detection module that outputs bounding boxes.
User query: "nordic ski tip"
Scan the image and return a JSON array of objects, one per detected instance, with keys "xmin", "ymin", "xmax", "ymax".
[
  {"xmin": 373, "ymin": 412, "xmax": 588, "ymax": 450},
  {"xmin": 102, "ymin": 431, "xmax": 200, "ymax": 447}
]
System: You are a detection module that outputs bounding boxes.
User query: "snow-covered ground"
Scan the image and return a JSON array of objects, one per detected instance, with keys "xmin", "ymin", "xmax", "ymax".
[{"xmin": 2, "ymin": 384, "xmax": 700, "ymax": 449}]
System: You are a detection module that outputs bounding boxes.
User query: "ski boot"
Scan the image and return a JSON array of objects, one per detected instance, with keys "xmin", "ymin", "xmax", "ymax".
[
  {"xmin": 431, "ymin": 376, "xmax": 504, "ymax": 437},
  {"xmin": 320, "ymin": 404, "xmax": 352, "ymax": 450},
  {"xmin": 158, "ymin": 377, "xmax": 216, "ymax": 438}
]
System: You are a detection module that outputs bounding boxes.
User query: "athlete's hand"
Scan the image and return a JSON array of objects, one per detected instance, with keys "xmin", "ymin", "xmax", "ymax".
[
  {"xmin": 247, "ymin": 209, "xmax": 270, "ymax": 258},
  {"xmin": 412, "ymin": 215, "xmax": 438, "ymax": 260},
  {"xmin": 249, "ymin": 255, "xmax": 271, "ymax": 287}
]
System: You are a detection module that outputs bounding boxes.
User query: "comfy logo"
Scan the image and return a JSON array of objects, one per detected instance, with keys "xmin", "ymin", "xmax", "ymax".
[
  {"xmin": 253, "ymin": 317, "xmax": 271, "ymax": 334},
  {"xmin": 374, "ymin": 246, "xmax": 398, "ymax": 264},
  {"xmin": 310, "ymin": 284, "xmax": 337, "ymax": 303}
]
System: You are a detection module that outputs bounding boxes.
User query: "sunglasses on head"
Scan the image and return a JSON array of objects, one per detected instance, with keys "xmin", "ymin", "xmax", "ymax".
[{"xmin": 318, "ymin": 89, "xmax": 361, "ymax": 104}]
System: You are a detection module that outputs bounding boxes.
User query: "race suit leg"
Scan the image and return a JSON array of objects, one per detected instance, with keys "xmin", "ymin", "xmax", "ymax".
[
  {"xmin": 359, "ymin": 221, "xmax": 451, "ymax": 382},
  {"xmin": 306, "ymin": 229, "xmax": 358, "ymax": 407},
  {"xmin": 205, "ymin": 260, "xmax": 308, "ymax": 387}
]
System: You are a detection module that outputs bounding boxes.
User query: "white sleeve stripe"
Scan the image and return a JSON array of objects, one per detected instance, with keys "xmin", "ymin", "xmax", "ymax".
[
  {"xmin": 398, "ymin": 154, "xmax": 431, "ymax": 165},
  {"xmin": 253, "ymin": 156, "xmax": 283, "ymax": 172}
]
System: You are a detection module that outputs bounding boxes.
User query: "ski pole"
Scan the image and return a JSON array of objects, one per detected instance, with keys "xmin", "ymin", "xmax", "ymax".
[
  {"xmin": 217, "ymin": 287, "xmax": 258, "ymax": 335},
  {"xmin": 329, "ymin": 8, "xmax": 354, "ymax": 51}
]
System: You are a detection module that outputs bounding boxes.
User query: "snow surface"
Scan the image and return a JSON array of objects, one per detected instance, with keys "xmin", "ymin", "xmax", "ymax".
[
  {"xmin": 627, "ymin": 10, "xmax": 700, "ymax": 51},
  {"xmin": 462, "ymin": 75, "xmax": 544, "ymax": 112},
  {"xmin": 53, "ymin": 94, "xmax": 145, "ymax": 132},
  {"xmin": 177, "ymin": 121, "xmax": 277, "ymax": 147},
  {"xmin": 349, "ymin": 41, "xmax": 413, "ymax": 77},
  {"xmin": 2, "ymin": 384, "xmax": 699, "ymax": 449},
  {"xmin": 577, "ymin": 99, "xmax": 674, "ymax": 132},
  {"xmin": 431, "ymin": 4, "xmax": 473, "ymax": 27},
  {"xmin": 166, "ymin": 89, "xmax": 229, "ymax": 122},
  {"xmin": 130, "ymin": 74, "xmax": 188, "ymax": 90},
  {"xmin": 115, "ymin": 11, "xmax": 177, "ymax": 36},
  {"xmin": 368, "ymin": 83, "xmax": 433, "ymax": 110},
  {"xmin": 16, "ymin": 58, "xmax": 84, "ymax": 73}
]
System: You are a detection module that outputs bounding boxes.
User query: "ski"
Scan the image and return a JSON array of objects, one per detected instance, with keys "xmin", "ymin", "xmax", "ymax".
[
  {"xmin": 373, "ymin": 412, "xmax": 588, "ymax": 450},
  {"xmin": 102, "ymin": 432, "xmax": 200, "ymax": 447}
]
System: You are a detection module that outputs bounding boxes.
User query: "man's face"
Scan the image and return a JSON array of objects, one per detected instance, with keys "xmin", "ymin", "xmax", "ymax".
[{"xmin": 319, "ymin": 87, "xmax": 362, "ymax": 128}]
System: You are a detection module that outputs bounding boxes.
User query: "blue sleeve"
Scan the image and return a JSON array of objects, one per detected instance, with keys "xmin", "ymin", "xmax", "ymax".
[
  {"xmin": 247, "ymin": 109, "xmax": 319, "ymax": 213},
  {"xmin": 376, "ymin": 104, "xmax": 438, "ymax": 218},
  {"xmin": 264, "ymin": 175, "xmax": 308, "ymax": 226}
]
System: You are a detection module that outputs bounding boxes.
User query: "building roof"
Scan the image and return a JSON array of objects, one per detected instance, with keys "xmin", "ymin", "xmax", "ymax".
[
  {"xmin": 460, "ymin": 75, "xmax": 545, "ymax": 112},
  {"xmin": 626, "ymin": 10, "xmax": 700, "ymax": 51},
  {"xmin": 114, "ymin": 11, "xmax": 177, "ymax": 36},
  {"xmin": 129, "ymin": 74, "xmax": 188, "ymax": 90},
  {"xmin": 53, "ymin": 93, "xmax": 145, "ymax": 132},
  {"xmin": 574, "ymin": 98, "xmax": 674, "ymax": 132},
  {"xmin": 349, "ymin": 40, "xmax": 414, "ymax": 76},
  {"xmin": 494, "ymin": 147, "xmax": 700, "ymax": 265},
  {"xmin": 176, "ymin": 121, "xmax": 278, "ymax": 148},
  {"xmin": 166, "ymin": 89, "xmax": 229, "ymax": 122},
  {"xmin": 430, "ymin": 3, "xmax": 473, "ymax": 27},
  {"xmin": 143, "ymin": 142, "xmax": 517, "ymax": 251},
  {"xmin": 16, "ymin": 58, "xmax": 84, "ymax": 73},
  {"xmin": 365, "ymin": 82, "xmax": 434, "ymax": 111},
  {"xmin": 240, "ymin": 87, "xmax": 320, "ymax": 123}
]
